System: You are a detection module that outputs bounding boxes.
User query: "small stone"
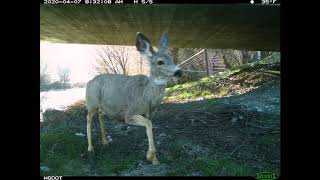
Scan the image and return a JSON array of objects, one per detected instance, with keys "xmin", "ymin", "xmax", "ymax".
[
  {"xmin": 231, "ymin": 117, "xmax": 238, "ymax": 122},
  {"xmin": 75, "ymin": 133, "xmax": 86, "ymax": 137},
  {"xmin": 107, "ymin": 135, "xmax": 113, "ymax": 142},
  {"xmin": 40, "ymin": 165, "xmax": 50, "ymax": 172}
]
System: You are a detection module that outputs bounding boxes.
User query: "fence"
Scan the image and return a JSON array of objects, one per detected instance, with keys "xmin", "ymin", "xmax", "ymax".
[{"xmin": 177, "ymin": 49, "xmax": 226, "ymax": 78}]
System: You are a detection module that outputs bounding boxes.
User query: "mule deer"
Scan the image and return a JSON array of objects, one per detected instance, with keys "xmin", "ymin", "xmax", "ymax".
[{"xmin": 86, "ymin": 32, "xmax": 182, "ymax": 165}]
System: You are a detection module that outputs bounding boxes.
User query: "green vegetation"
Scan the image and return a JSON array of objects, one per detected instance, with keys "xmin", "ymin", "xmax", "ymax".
[
  {"xmin": 165, "ymin": 59, "xmax": 280, "ymax": 103},
  {"xmin": 161, "ymin": 143, "xmax": 254, "ymax": 176},
  {"xmin": 40, "ymin": 123, "xmax": 141, "ymax": 176},
  {"xmin": 165, "ymin": 159, "xmax": 253, "ymax": 176}
]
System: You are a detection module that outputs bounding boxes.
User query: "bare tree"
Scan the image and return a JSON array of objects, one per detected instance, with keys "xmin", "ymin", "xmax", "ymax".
[
  {"xmin": 94, "ymin": 45, "xmax": 130, "ymax": 75},
  {"xmin": 40, "ymin": 60, "xmax": 50, "ymax": 90},
  {"xmin": 40, "ymin": 60, "xmax": 50, "ymax": 120},
  {"xmin": 40, "ymin": 60, "xmax": 48, "ymax": 77},
  {"xmin": 57, "ymin": 66, "xmax": 70, "ymax": 85}
]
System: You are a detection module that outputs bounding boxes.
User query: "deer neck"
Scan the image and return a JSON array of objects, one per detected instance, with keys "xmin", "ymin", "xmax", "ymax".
[{"xmin": 142, "ymin": 76, "xmax": 167, "ymax": 104}]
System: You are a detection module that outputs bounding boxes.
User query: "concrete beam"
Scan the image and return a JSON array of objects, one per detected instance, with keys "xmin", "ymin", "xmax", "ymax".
[{"xmin": 40, "ymin": 4, "xmax": 280, "ymax": 51}]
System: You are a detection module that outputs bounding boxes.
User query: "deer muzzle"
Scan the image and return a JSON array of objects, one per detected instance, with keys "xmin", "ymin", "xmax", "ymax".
[{"xmin": 173, "ymin": 69, "xmax": 182, "ymax": 77}]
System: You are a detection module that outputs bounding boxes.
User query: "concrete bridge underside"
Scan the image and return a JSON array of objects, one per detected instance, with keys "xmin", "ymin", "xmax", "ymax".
[{"xmin": 40, "ymin": 4, "xmax": 280, "ymax": 51}]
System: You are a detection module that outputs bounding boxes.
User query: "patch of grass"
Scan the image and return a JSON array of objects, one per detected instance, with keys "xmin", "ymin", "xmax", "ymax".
[
  {"xmin": 41, "ymin": 157, "xmax": 90, "ymax": 176},
  {"xmin": 40, "ymin": 123, "xmax": 138, "ymax": 176},
  {"xmin": 206, "ymin": 99, "xmax": 219, "ymax": 106},
  {"xmin": 40, "ymin": 132, "xmax": 86, "ymax": 159},
  {"xmin": 177, "ymin": 92, "xmax": 196, "ymax": 99},
  {"xmin": 160, "ymin": 143, "xmax": 254, "ymax": 176},
  {"xmin": 40, "ymin": 131, "xmax": 89, "ymax": 176},
  {"xmin": 165, "ymin": 90, "xmax": 214, "ymax": 102},
  {"xmin": 40, "ymin": 120, "xmax": 73, "ymax": 134},
  {"xmin": 218, "ymin": 88, "xmax": 230, "ymax": 97},
  {"xmin": 164, "ymin": 158, "xmax": 254, "ymax": 176},
  {"xmin": 259, "ymin": 162, "xmax": 280, "ymax": 175},
  {"xmin": 194, "ymin": 159, "xmax": 254, "ymax": 176},
  {"xmin": 95, "ymin": 155, "xmax": 137, "ymax": 175},
  {"xmin": 165, "ymin": 79, "xmax": 210, "ymax": 95},
  {"xmin": 165, "ymin": 60, "xmax": 279, "ymax": 103}
]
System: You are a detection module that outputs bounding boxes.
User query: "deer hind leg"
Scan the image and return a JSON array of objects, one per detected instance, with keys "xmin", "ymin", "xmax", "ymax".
[
  {"xmin": 87, "ymin": 109, "xmax": 96, "ymax": 152},
  {"xmin": 98, "ymin": 111, "xmax": 108, "ymax": 146},
  {"xmin": 125, "ymin": 115, "xmax": 160, "ymax": 165}
]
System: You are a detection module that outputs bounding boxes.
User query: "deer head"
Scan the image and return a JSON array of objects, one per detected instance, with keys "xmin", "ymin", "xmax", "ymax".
[{"xmin": 136, "ymin": 32, "xmax": 182, "ymax": 85}]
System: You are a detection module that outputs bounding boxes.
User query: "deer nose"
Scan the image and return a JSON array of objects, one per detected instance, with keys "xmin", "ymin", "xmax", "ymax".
[{"xmin": 174, "ymin": 69, "xmax": 182, "ymax": 77}]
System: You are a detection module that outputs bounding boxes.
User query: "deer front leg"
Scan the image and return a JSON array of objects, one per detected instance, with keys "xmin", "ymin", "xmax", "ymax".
[{"xmin": 125, "ymin": 115, "xmax": 160, "ymax": 165}]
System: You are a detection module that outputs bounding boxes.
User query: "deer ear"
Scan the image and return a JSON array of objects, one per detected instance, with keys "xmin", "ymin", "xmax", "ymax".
[
  {"xmin": 158, "ymin": 32, "xmax": 169, "ymax": 54},
  {"xmin": 136, "ymin": 32, "xmax": 154, "ymax": 58}
]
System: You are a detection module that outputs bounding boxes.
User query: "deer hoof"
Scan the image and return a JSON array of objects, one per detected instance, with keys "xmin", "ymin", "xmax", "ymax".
[
  {"xmin": 147, "ymin": 151, "xmax": 160, "ymax": 165},
  {"xmin": 88, "ymin": 146, "xmax": 94, "ymax": 152}
]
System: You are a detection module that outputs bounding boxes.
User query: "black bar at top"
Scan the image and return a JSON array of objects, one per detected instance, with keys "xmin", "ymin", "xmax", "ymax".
[{"xmin": 40, "ymin": 0, "xmax": 281, "ymax": 5}]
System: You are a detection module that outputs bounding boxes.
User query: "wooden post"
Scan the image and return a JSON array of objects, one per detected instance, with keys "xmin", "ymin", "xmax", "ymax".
[{"xmin": 204, "ymin": 49, "xmax": 209, "ymax": 76}]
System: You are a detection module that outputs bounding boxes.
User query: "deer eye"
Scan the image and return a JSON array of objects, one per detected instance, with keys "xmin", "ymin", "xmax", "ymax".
[{"xmin": 157, "ymin": 60, "xmax": 164, "ymax": 65}]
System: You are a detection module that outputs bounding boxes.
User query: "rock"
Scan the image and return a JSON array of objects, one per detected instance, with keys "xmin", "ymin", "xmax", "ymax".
[
  {"xmin": 40, "ymin": 165, "xmax": 50, "ymax": 172},
  {"xmin": 231, "ymin": 117, "xmax": 238, "ymax": 123},
  {"xmin": 107, "ymin": 135, "xmax": 113, "ymax": 142},
  {"xmin": 75, "ymin": 133, "xmax": 86, "ymax": 137}
]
